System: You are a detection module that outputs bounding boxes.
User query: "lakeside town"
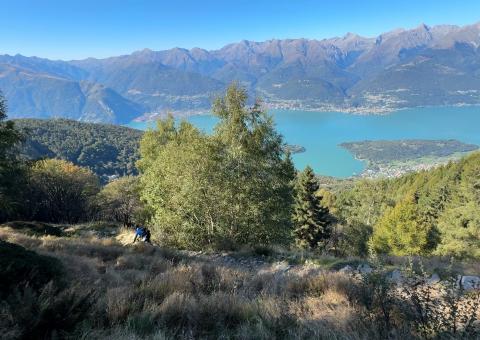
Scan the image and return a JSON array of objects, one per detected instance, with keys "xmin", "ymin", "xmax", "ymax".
[{"xmin": 358, "ymin": 152, "xmax": 476, "ymax": 178}]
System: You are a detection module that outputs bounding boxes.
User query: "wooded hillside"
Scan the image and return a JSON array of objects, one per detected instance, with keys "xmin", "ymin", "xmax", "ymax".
[{"xmin": 14, "ymin": 119, "xmax": 142, "ymax": 180}]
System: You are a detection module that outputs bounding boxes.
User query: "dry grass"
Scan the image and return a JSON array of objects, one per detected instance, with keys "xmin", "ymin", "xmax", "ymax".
[{"xmin": 1, "ymin": 223, "xmax": 479, "ymax": 339}]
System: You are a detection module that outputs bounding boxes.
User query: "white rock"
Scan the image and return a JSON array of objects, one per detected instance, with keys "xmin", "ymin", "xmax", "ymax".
[
  {"xmin": 460, "ymin": 276, "xmax": 480, "ymax": 291},
  {"xmin": 388, "ymin": 269, "xmax": 403, "ymax": 283},
  {"xmin": 273, "ymin": 262, "xmax": 292, "ymax": 273},
  {"xmin": 339, "ymin": 265, "xmax": 354, "ymax": 273},
  {"xmin": 357, "ymin": 263, "xmax": 373, "ymax": 274},
  {"xmin": 427, "ymin": 273, "xmax": 441, "ymax": 285}
]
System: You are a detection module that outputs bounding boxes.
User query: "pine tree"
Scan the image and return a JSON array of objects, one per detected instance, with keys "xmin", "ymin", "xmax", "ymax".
[
  {"xmin": 292, "ymin": 166, "xmax": 332, "ymax": 250},
  {"xmin": 369, "ymin": 192, "xmax": 437, "ymax": 256},
  {"xmin": 0, "ymin": 93, "xmax": 23, "ymax": 219},
  {"xmin": 0, "ymin": 94, "xmax": 22, "ymax": 163}
]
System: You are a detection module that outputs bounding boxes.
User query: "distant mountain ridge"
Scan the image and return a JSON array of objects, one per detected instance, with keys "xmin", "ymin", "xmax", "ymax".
[{"xmin": 1, "ymin": 21, "xmax": 480, "ymax": 123}]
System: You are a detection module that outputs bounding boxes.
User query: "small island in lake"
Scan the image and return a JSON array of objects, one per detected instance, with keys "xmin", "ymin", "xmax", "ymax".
[{"xmin": 340, "ymin": 139, "xmax": 479, "ymax": 178}]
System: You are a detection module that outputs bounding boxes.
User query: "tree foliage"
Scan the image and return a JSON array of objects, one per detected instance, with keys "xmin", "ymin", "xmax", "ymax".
[
  {"xmin": 333, "ymin": 152, "xmax": 480, "ymax": 258},
  {"xmin": 369, "ymin": 193, "xmax": 437, "ymax": 255},
  {"xmin": 292, "ymin": 166, "xmax": 332, "ymax": 250},
  {"xmin": 434, "ymin": 153, "xmax": 480, "ymax": 258},
  {"xmin": 96, "ymin": 176, "xmax": 144, "ymax": 227},
  {"xmin": 14, "ymin": 118, "xmax": 142, "ymax": 181},
  {"xmin": 0, "ymin": 93, "xmax": 24, "ymax": 219},
  {"xmin": 25, "ymin": 159, "xmax": 99, "ymax": 223},
  {"xmin": 138, "ymin": 84, "xmax": 294, "ymax": 249}
]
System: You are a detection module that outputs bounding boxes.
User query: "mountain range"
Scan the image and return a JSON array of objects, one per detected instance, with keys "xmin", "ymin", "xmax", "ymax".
[{"xmin": 1, "ymin": 22, "xmax": 480, "ymax": 123}]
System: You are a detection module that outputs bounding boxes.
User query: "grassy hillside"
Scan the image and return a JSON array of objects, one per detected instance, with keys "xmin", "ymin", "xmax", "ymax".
[
  {"xmin": 14, "ymin": 119, "xmax": 142, "ymax": 180},
  {"xmin": 0, "ymin": 222, "xmax": 478, "ymax": 339}
]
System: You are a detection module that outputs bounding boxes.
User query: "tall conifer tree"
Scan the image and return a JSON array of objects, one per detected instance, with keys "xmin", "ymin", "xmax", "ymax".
[
  {"xmin": 292, "ymin": 166, "xmax": 332, "ymax": 250},
  {"xmin": 0, "ymin": 94, "xmax": 23, "ymax": 219}
]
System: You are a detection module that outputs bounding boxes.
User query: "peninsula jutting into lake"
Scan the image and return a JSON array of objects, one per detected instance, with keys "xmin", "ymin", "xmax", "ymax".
[
  {"xmin": 341, "ymin": 139, "xmax": 479, "ymax": 178},
  {"xmin": 128, "ymin": 105, "xmax": 480, "ymax": 178}
]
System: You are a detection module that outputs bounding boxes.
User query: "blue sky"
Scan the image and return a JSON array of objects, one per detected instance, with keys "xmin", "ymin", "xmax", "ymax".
[{"xmin": 1, "ymin": 0, "xmax": 479, "ymax": 60}]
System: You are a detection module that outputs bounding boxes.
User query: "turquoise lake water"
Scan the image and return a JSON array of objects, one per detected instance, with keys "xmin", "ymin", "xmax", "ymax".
[{"xmin": 127, "ymin": 106, "xmax": 480, "ymax": 178}]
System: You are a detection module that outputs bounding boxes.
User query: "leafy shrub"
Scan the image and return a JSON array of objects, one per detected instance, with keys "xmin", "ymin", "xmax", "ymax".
[
  {"xmin": 337, "ymin": 221, "xmax": 373, "ymax": 257},
  {"xmin": 25, "ymin": 159, "xmax": 100, "ymax": 223},
  {"xmin": 252, "ymin": 244, "xmax": 277, "ymax": 257},
  {"xmin": 345, "ymin": 271, "xmax": 400, "ymax": 337}
]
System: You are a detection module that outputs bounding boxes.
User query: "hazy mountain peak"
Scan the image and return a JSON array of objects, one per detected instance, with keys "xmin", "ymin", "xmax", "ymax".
[
  {"xmin": 170, "ymin": 47, "xmax": 190, "ymax": 53},
  {"xmin": 378, "ymin": 28, "xmax": 406, "ymax": 40},
  {"xmin": 342, "ymin": 32, "xmax": 356, "ymax": 40},
  {"xmin": 131, "ymin": 48, "xmax": 155, "ymax": 57},
  {"xmin": 2, "ymin": 21, "xmax": 480, "ymax": 123},
  {"xmin": 430, "ymin": 24, "xmax": 460, "ymax": 34},
  {"xmin": 415, "ymin": 23, "xmax": 430, "ymax": 31},
  {"xmin": 190, "ymin": 47, "xmax": 209, "ymax": 54}
]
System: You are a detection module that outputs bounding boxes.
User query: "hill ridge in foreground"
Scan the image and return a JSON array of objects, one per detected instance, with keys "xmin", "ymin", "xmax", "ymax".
[{"xmin": 13, "ymin": 118, "xmax": 142, "ymax": 180}]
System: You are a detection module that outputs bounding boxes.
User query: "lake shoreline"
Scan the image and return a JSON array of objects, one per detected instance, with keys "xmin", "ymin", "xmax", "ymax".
[
  {"xmin": 127, "ymin": 106, "xmax": 480, "ymax": 179},
  {"xmin": 339, "ymin": 139, "xmax": 479, "ymax": 178},
  {"xmin": 133, "ymin": 104, "xmax": 480, "ymax": 122}
]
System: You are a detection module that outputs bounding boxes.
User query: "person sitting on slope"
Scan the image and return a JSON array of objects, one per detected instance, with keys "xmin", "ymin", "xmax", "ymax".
[{"xmin": 133, "ymin": 224, "xmax": 146, "ymax": 243}]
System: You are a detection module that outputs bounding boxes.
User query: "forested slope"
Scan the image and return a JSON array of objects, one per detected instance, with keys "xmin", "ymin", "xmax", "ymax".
[
  {"xmin": 332, "ymin": 152, "xmax": 480, "ymax": 258},
  {"xmin": 14, "ymin": 119, "xmax": 142, "ymax": 179}
]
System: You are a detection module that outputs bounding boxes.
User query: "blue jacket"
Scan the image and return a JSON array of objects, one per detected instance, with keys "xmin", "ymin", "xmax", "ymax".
[{"xmin": 135, "ymin": 227, "xmax": 146, "ymax": 237}]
